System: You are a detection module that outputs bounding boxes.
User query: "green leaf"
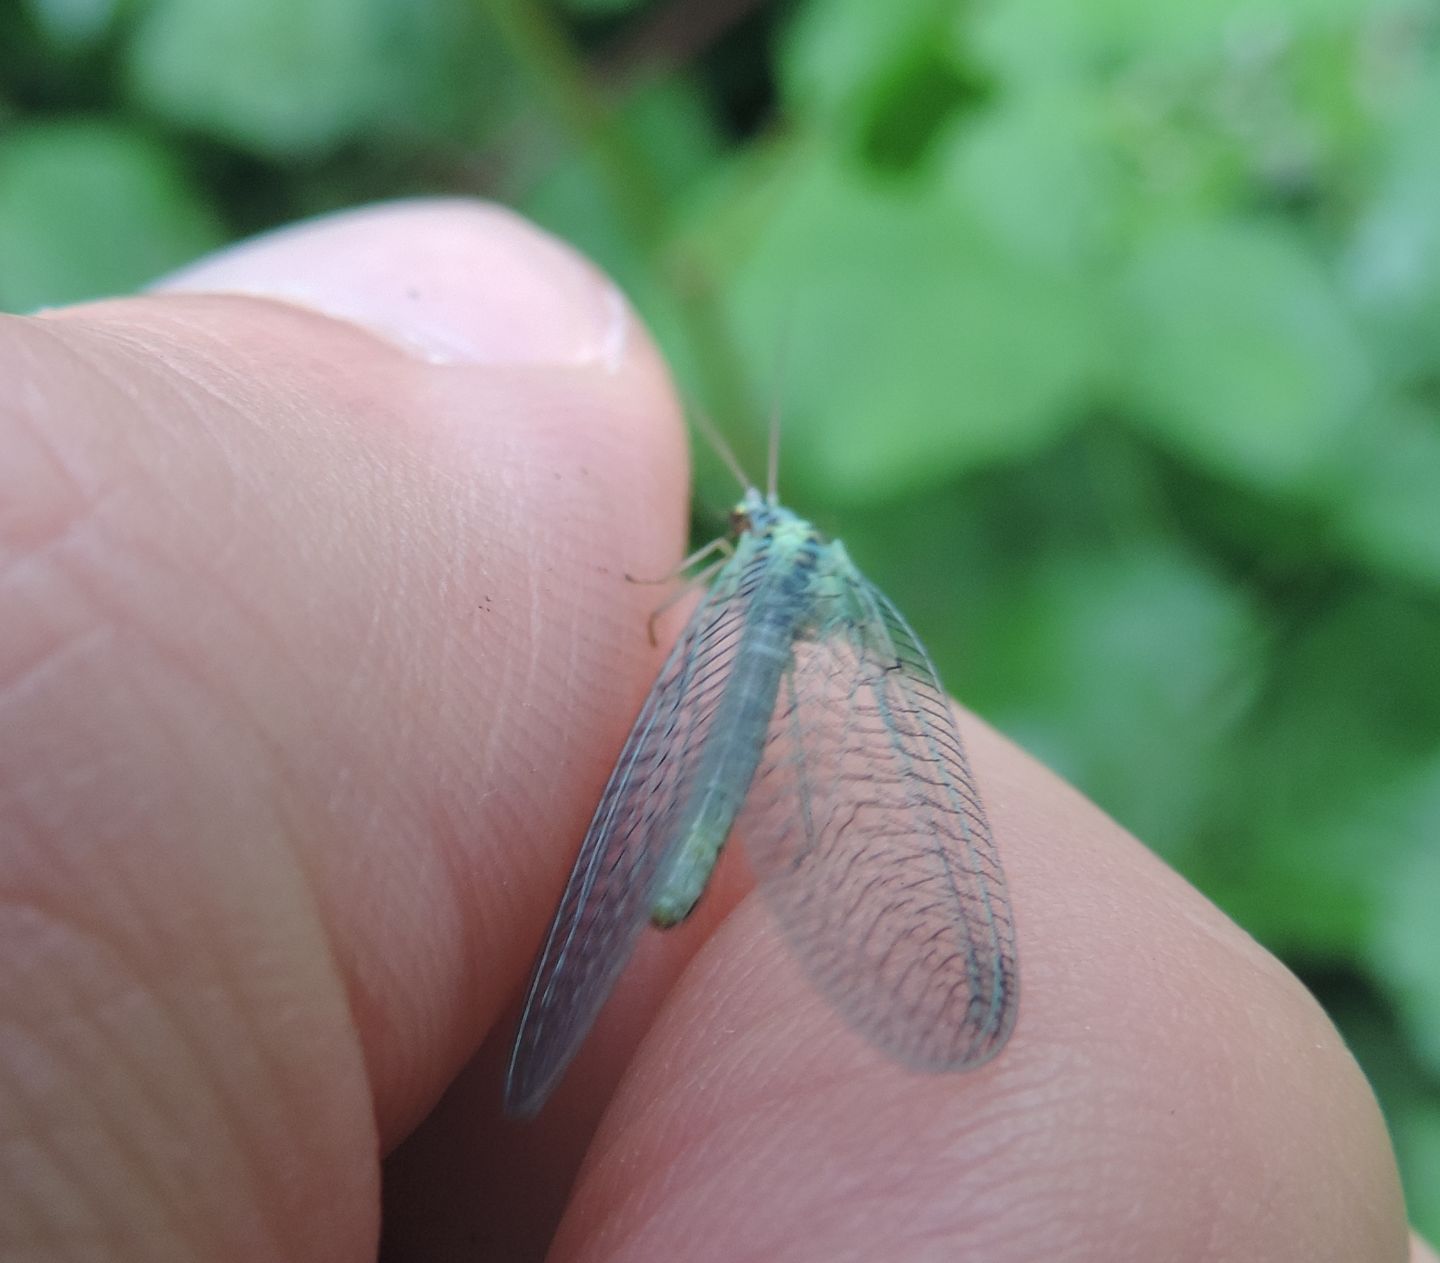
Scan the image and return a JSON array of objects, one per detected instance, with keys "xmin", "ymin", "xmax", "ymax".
[
  {"xmin": 1327, "ymin": 401, "xmax": 1440, "ymax": 589},
  {"xmin": 971, "ymin": 543, "xmax": 1265, "ymax": 859},
  {"xmin": 714, "ymin": 146, "xmax": 1099, "ymax": 500},
  {"xmin": 616, "ymin": 78, "xmax": 727, "ymax": 208},
  {"xmin": 780, "ymin": 0, "xmax": 955, "ymax": 130},
  {"xmin": 1116, "ymin": 219, "xmax": 1370, "ymax": 491},
  {"xmin": 126, "ymin": 0, "xmax": 375, "ymax": 154},
  {"xmin": 1393, "ymin": 1098, "xmax": 1440, "ymax": 1243},
  {"xmin": 0, "ymin": 121, "xmax": 224, "ymax": 312},
  {"xmin": 1365, "ymin": 761, "xmax": 1440, "ymax": 1090},
  {"xmin": 937, "ymin": 86, "xmax": 1119, "ymax": 270},
  {"xmin": 1207, "ymin": 592, "xmax": 1440, "ymax": 954},
  {"xmin": 124, "ymin": 0, "xmax": 488, "ymax": 156},
  {"xmin": 1344, "ymin": 68, "xmax": 1440, "ymax": 384},
  {"xmin": 23, "ymin": 0, "xmax": 119, "ymax": 48},
  {"xmin": 970, "ymin": 0, "xmax": 1381, "ymax": 87}
]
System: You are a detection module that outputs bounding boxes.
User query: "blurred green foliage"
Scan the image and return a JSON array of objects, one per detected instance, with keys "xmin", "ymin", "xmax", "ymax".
[{"xmin": 3, "ymin": 0, "xmax": 1438, "ymax": 1227}]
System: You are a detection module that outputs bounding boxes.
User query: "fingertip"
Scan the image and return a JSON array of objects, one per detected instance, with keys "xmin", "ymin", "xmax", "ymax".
[{"xmin": 153, "ymin": 199, "xmax": 636, "ymax": 371}]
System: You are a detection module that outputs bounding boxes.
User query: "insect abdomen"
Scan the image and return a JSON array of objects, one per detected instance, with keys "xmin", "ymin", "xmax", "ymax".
[{"xmin": 649, "ymin": 570, "xmax": 806, "ymax": 927}]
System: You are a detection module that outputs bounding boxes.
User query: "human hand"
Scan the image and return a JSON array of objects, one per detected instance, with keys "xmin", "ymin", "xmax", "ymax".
[{"xmin": 1, "ymin": 202, "xmax": 1420, "ymax": 1261}]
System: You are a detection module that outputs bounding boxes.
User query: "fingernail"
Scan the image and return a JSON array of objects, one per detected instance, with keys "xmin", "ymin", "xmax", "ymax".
[{"xmin": 153, "ymin": 199, "xmax": 632, "ymax": 369}]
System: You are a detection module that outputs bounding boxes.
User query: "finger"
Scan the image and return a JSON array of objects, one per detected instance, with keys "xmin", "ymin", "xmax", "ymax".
[
  {"xmin": 152, "ymin": 199, "xmax": 701, "ymax": 1141},
  {"xmin": 548, "ymin": 715, "xmax": 1409, "ymax": 1262},
  {"xmin": 1, "ymin": 200, "xmax": 688, "ymax": 1261}
]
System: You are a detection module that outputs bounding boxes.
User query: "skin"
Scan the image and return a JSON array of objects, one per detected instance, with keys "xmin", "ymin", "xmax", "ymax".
[{"xmin": 0, "ymin": 199, "xmax": 1424, "ymax": 1262}]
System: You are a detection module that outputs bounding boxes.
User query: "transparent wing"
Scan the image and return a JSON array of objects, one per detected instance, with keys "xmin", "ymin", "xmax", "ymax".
[
  {"xmin": 504, "ymin": 560, "xmax": 754, "ymax": 1116},
  {"xmin": 739, "ymin": 568, "xmax": 1018, "ymax": 1071}
]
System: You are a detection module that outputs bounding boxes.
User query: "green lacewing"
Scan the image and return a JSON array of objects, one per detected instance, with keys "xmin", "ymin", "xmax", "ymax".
[{"xmin": 504, "ymin": 436, "xmax": 1017, "ymax": 1116}]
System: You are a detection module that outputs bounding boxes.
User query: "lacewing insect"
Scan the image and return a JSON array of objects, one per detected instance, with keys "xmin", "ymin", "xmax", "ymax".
[{"xmin": 503, "ymin": 427, "xmax": 1018, "ymax": 1117}]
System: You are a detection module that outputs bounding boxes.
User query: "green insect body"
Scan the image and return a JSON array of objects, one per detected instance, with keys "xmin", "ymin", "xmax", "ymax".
[
  {"xmin": 504, "ymin": 485, "xmax": 1018, "ymax": 1117},
  {"xmin": 650, "ymin": 506, "xmax": 826, "ymax": 927}
]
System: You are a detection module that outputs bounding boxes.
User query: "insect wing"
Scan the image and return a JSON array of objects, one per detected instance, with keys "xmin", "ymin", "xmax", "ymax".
[
  {"xmin": 504, "ymin": 563, "xmax": 752, "ymax": 1115},
  {"xmin": 739, "ymin": 567, "xmax": 1018, "ymax": 1071}
]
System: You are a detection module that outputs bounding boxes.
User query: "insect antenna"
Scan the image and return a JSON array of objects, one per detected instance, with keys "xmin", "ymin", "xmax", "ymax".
[
  {"xmin": 764, "ymin": 315, "xmax": 796, "ymax": 505},
  {"xmin": 766, "ymin": 396, "xmax": 781, "ymax": 506},
  {"xmin": 691, "ymin": 408, "xmax": 752, "ymax": 493}
]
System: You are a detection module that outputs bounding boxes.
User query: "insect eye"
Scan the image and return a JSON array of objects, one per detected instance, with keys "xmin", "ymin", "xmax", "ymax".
[{"xmin": 729, "ymin": 507, "xmax": 751, "ymax": 534}]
